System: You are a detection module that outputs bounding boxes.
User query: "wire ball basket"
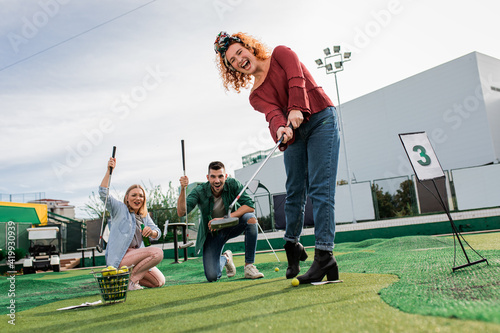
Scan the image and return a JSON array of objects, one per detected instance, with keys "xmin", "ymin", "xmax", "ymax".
[{"xmin": 91, "ymin": 265, "xmax": 133, "ymax": 304}]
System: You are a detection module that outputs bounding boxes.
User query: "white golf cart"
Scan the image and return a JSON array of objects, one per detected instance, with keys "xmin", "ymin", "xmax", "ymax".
[{"xmin": 23, "ymin": 226, "xmax": 61, "ymax": 274}]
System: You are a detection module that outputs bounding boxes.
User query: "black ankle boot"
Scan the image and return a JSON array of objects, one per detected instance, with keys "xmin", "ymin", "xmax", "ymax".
[
  {"xmin": 296, "ymin": 249, "xmax": 338, "ymax": 284},
  {"xmin": 284, "ymin": 241, "xmax": 308, "ymax": 279}
]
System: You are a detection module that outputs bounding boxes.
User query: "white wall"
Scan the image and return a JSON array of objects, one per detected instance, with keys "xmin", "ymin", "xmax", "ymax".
[
  {"xmin": 452, "ymin": 164, "xmax": 500, "ymax": 210},
  {"xmin": 341, "ymin": 52, "xmax": 498, "ymax": 182},
  {"xmin": 234, "ymin": 154, "xmax": 287, "ymax": 194},
  {"xmin": 234, "ymin": 155, "xmax": 375, "ymax": 224},
  {"xmin": 335, "ymin": 181, "xmax": 375, "ymax": 223},
  {"xmin": 478, "ymin": 53, "xmax": 500, "ymax": 163}
]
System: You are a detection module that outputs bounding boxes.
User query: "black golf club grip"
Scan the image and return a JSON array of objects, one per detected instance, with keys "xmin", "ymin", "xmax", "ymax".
[
  {"xmin": 110, "ymin": 146, "xmax": 117, "ymax": 175},
  {"xmin": 279, "ymin": 123, "xmax": 294, "ymax": 143},
  {"xmin": 181, "ymin": 140, "xmax": 186, "ymax": 172}
]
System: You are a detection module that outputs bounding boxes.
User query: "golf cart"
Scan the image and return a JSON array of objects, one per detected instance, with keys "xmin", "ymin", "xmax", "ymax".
[{"xmin": 23, "ymin": 226, "xmax": 61, "ymax": 274}]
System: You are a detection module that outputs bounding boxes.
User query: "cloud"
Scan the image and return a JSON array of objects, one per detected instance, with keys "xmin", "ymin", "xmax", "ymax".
[{"xmin": 1, "ymin": 0, "xmax": 499, "ymax": 218}]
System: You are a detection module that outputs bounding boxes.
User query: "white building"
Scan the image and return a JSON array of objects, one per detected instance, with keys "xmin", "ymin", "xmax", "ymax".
[
  {"xmin": 29, "ymin": 199, "xmax": 76, "ymax": 220},
  {"xmin": 235, "ymin": 52, "xmax": 500, "ymax": 223},
  {"xmin": 341, "ymin": 51, "xmax": 500, "ymax": 183}
]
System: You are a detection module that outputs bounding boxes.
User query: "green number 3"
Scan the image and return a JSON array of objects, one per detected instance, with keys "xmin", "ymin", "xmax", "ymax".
[{"xmin": 413, "ymin": 145, "xmax": 431, "ymax": 166}]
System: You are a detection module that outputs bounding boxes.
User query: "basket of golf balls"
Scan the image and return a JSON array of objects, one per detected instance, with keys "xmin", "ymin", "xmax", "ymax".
[{"xmin": 92, "ymin": 265, "xmax": 133, "ymax": 304}]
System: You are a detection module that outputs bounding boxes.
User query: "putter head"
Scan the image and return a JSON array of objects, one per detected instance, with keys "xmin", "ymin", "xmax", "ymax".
[
  {"xmin": 95, "ymin": 244, "xmax": 102, "ymax": 253},
  {"xmin": 178, "ymin": 241, "xmax": 194, "ymax": 249},
  {"xmin": 211, "ymin": 216, "xmax": 239, "ymax": 230}
]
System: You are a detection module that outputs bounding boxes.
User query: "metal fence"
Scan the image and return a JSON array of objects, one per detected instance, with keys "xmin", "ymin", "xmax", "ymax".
[
  {"xmin": 0, "ymin": 192, "xmax": 46, "ymax": 203},
  {"xmin": 249, "ymin": 163, "xmax": 499, "ymax": 230}
]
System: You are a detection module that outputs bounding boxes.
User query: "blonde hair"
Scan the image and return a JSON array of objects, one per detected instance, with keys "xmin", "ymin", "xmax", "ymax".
[
  {"xmin": 124, "ymin": 184, "xmax": 148, "ymax": 217},
  {"xmin": 215, "ymin": 32, "xmax": 271, "ymax": 93}
]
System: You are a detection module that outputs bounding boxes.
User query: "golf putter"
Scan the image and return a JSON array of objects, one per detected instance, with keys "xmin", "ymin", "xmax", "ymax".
[
  {"xmin": 211, "ymin": 125, "xmax": 292, "ymax": 230},
  {"xmin": 256, "ymin": 222, "xmax": 280, "ymax": 262},
  {"xmin": 96, "ymin": 146, "xmax": 116, "ymax": 253},
  {"xmin": 179, "ymin": 140, "xmax": 194, "ymax": 249}
]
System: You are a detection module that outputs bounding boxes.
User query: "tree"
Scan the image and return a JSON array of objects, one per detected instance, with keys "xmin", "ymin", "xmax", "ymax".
[
  {"xmin": 83, "ymin": 190, "xmax": 107, "ymax": 220},
  {"xmin": 372, "ymin": 183, "xmax": 395, "ymax": 219},
  {"xmin": 372, "ymin": 179, "xmax": 416, "ymax": 220},
  {"xmin": 393, "ymin": 179, "xmax": 416, "ymax": 217},
  {"xmin": 258, "ymin": 214, "xmax": 273, "ymax": 232},
  {"xmin": 337, "ymin": 179, "xmax": 348, "ymax": 186},
  {"xmin": 145, "ymin": 181, "xmax": 200, "ymax": 242}
]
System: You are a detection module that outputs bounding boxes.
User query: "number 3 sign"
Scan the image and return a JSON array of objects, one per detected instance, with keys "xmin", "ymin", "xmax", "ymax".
[{"xmin": 399, "ymin": 132, "xmax": 445, "ymax": 181}]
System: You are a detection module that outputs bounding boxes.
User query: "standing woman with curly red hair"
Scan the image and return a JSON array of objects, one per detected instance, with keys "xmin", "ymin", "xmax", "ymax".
[{"xmin": 214, "ymin": 32, "xmax": 341, "ymax": 284}]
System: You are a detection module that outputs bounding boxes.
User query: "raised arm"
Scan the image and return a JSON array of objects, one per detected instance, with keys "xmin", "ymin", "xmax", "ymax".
[
  {"xmin": 100, "ymin": 158, "xmax": 116, "ymax": 188},
  {"xmin": 177, "ymin": 175, "xmax": 189, "ymax": 216}
]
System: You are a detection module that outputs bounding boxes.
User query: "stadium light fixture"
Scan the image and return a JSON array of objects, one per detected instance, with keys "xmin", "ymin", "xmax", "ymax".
[{"xmin": 314, "ymin": 45, "xmax": 356, "ymax": 223}]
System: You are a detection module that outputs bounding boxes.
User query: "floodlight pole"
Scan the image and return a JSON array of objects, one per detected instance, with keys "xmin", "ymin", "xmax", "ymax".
[
  {"xmin": 333, "ymin": 71, "xmax": 357, "ymax": 224},
  {"xmin": 316, "ymin": 47, "xmax": 357, "ymax": 223}
]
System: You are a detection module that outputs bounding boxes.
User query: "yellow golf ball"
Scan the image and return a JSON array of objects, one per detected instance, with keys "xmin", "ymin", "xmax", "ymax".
[
  {"xmin": 102, "ymin": 265, "xmax": 117, "ymax": 276},
  {"xmin": 275, "ymin": 267, "xmax": 279, "ymax": 272},
  {"xmin": 102, "ymin": 266, "xmax": 112, "ymax": 276},
  {"xmin": 291, "ymin": 278, "xmax": 300, "ymax": 287}
]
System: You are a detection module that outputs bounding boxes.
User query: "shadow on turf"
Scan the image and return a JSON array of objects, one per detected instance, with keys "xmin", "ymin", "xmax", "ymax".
[
  {"xmin": 14, "ymin": 234, "xmax": 500, "ymax": 330},
  {"xmin": 33, "ymin": 277, "xmax": 353, "ymax": 332},
  {"xmin": 178, "ymin": 299, "xmax": 340, "ymax": 333},
  {"xmin": 32, "ymin": 278, "xmax": 286, "ymax": 321}
]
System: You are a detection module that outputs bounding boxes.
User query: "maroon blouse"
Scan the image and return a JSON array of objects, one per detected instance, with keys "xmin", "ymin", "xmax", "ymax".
[{"xmin": 249, "ymin": 45, "xmax": 334, "ymax": 150}]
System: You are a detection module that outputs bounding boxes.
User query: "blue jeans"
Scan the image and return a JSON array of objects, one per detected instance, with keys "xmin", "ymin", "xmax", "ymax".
[
  {"xmin": 202, "ymin": 212, "xmax": 258, "ymax": 282},
  {"xmin": 283, "ymin": 107, "xmax": 340, "ymax": 251}
]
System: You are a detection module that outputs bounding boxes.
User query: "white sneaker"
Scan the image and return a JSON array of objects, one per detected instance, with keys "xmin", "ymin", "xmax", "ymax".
[
  {"xmin": 244, "ymin": 264, "xmax": 264, "ymax": 279},
  {"xmin": 128, "ymin": 281, "xmax": 144, "ymax": 291},
  {"xmin": 223, "ymin": 250, "xmax": 236, "ymax": 277}
]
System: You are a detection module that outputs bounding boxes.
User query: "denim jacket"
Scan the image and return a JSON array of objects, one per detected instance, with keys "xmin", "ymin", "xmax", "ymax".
[{"xmin": 99, "ymin": 186, "xmax": 161, "ymax": 268}]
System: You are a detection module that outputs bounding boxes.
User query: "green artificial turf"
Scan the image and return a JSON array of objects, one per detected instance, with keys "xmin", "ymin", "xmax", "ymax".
[
  {"xmin": 1, "ymin": 233, "xmax": 499, "ymax": 332},
  {"xmin": 5, "ymin": 273, "xmax": 500, "ymax": 333},
  {"xmin": 337, "ymin": 233, "xmax": 500, "ymax": 324}
]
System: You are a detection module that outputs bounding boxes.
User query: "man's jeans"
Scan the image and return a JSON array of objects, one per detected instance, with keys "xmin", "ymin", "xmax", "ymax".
[{"xmin": 203, "ymin": 212, "xmax": 258, "ymax": 281}]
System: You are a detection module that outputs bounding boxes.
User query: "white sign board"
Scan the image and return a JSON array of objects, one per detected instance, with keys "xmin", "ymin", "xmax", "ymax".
[
  {"xmin": 27, "ymin": 227, "xmax": 59, "ymax": 240},
  {"xmin": 399, "ymin": 132, "xmax": 445, "ymax": 181}
]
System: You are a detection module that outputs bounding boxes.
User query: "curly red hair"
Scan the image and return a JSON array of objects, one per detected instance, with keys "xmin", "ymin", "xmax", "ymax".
[{"xmin": 215, "ymin": 32, "xmax": 271, "ymax": 93}]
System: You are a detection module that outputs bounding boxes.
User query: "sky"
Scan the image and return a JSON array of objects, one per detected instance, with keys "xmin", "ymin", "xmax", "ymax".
[{"xmin": 1, "ymin": 0, "xmax": 499, "ymax": 218}]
